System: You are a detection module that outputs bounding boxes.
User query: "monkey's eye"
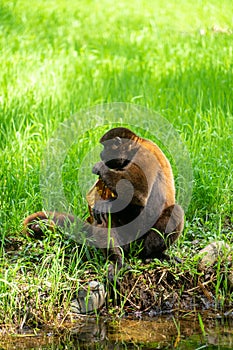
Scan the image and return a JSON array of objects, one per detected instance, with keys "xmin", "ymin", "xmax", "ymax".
[{"xmin": 112, "ymin": 136, "xmax": 122, "ymax": 150}]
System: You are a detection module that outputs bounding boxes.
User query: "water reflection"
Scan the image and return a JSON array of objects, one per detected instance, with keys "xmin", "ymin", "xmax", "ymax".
[{"xmin": 0, "ymin": 315, "xmax": 232, "ymax": 349}]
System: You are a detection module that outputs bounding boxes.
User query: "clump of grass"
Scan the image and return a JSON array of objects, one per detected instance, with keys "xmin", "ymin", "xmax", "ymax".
[{"xmin": 0, "ymin": 231, "xmax": 106, "ymax": 329}]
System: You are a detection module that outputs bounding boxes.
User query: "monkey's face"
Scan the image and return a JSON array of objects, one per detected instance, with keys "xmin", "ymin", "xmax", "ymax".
[{"xmin": 100, "ymin": 136, "xmax": 139, "ymax": 169}]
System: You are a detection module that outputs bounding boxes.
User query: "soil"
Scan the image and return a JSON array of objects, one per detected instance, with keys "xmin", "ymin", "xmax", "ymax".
[
  {"xmin": 117, "ymin": 261, "xmax": 232, "ymax": 315},
  {"xmin": 1, "ymin": 236, "xmax": 232, "ymax": 333}
]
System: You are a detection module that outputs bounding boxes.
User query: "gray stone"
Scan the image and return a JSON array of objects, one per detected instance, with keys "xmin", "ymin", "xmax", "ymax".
[
  {"xmin": 70, "ymin": 281, "xmax": 106, "ymax": 314},
  {"xmin": 197, "ymin": 241, "xmax": 231, "ymax": 271}
]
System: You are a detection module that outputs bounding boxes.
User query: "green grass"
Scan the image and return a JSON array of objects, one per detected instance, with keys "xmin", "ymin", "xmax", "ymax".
[{"xmin": 0, "ymin": 0, "xmax": 232, "ymax": 329}]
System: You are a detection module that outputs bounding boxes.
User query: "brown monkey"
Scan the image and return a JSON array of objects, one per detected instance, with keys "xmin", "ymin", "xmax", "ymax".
[
  {"xmin": 91, "ymin": 127, "xmax": 184, "ymax": 273},
  {"xmin": 23, "ymin": 127, "xmax": 184, "ymax": 277}
]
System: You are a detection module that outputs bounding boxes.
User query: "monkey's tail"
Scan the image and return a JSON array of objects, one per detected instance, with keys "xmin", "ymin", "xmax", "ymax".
[{"xmin": 22, "ymin": 211, "xmax": 75, "ymax": 239}]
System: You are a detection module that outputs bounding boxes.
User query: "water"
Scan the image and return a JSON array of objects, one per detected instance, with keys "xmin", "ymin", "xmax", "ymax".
[{"xmin": 0, "ymin": 314, "xmax": 232, "ymax": 349}]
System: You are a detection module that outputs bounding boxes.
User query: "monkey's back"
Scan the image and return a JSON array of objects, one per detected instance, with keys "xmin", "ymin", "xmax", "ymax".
[{"xmin": 138, "ymin": 136, "xmax": 175, "ymax": 207}]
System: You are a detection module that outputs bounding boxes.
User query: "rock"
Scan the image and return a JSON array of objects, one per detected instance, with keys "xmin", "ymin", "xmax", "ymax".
[
  {"xmin": 197, "ymin": 241, "xmax": 231, "ymax": 271},
  {"xmin": 70, "ymin": 281, "xmax": 106, "ymax": 314}
]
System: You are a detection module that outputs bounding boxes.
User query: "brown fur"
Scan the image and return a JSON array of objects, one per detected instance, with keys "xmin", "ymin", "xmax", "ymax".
[
  {"xmin": 23, "ymin": 211, "xmax": 75, "ymax": 239},
  {"xmin": 23, "ymin": 128, "xmax": 184, "ymax": 279},
  {"xmin": 92, "ymin": 128, "xmax": 184, "ymax": 274}
]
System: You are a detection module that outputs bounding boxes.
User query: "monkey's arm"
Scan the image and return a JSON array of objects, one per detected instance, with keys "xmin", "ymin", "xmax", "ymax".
[{"xmin": 92, "ymin": 161, "xmax": 148, "ymax": 206}]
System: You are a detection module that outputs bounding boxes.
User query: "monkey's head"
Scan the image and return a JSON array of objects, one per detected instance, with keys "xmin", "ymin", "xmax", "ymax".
[{"xmin": 99, "ymin": 127, "xmax": 139, "ymax": 169}]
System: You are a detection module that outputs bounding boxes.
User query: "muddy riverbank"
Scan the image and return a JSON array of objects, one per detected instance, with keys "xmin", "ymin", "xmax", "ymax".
[{"xmin": 0, "ymin": 313, "xmax": 232, "ymax": 349}]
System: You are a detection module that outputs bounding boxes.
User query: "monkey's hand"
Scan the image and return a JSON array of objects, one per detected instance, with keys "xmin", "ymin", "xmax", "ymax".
[
  {"xmin": 92, "ymin": 161, "xmax": 107, "ymax": 176},
  {"xmin": 93, "ymin": 199, "xmax": 113, "ymax": 225}
]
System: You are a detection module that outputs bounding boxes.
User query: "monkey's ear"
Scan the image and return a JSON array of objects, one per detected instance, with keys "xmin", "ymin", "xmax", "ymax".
[
  {"xmin": 112, "ymin": 136, "xmax": 122, "ymax": 149},
  {"xmin": 115, "ymin": 136, "xmax": 121, "ymax": 143}
]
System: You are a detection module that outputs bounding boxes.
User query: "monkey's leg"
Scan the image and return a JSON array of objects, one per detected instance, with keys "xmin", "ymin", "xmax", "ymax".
[{"xmin": 138, "ymin": 204, "xmax": 184, "ymax": 260}]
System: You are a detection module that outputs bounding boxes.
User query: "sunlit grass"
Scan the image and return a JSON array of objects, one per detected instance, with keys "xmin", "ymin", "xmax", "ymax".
[{"xmin": 0, "ymin": 0, "xmax": 232, "ymax": 328}]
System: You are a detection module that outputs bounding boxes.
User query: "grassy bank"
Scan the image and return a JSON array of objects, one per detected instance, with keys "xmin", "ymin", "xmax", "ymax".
[{"xmin": 0, "ymin": 0, "xmax": 232, "ymax": 330}]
